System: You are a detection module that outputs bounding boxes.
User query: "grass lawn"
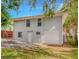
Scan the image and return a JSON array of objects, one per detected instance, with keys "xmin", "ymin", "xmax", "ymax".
[{"xmin": 1, "ymin": 47, "xmax": 78, "ymax": 59}]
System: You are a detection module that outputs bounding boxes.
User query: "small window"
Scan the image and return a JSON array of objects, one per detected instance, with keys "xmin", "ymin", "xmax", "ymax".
[
  {"xmin": 36, "ymin": 32, "xmax": 40, "ymax": 35},
  {"xmin": 38, "ymin": 18, "xmax": 41, "ymax": 26},
  {"xmin": 18, "ymin": 32, "xmax": 22, "ymax": 37},
  {"xmin": 26, "ymin": 20, "xmax": 30, "ymax": 27}
]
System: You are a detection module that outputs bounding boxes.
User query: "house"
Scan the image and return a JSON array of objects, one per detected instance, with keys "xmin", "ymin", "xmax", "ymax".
[{"xmin": 13, "ymin": 12, "xmax": 67, "ymax": 45}]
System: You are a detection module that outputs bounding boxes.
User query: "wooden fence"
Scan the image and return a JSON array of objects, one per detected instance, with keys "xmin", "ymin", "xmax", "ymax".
[{"xmin": 1, "ymin": 30, "xmax": 13, "ymax": 38}]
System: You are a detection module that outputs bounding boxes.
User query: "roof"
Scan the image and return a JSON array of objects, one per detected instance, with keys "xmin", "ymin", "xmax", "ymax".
[{"xmin": 13, "ymin": 12, "xmax": 63, "ymax": 22}]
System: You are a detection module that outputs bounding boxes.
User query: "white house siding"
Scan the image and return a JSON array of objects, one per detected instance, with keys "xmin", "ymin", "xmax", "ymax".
[
  {"xmin": 13, "ymin": 21, "xmax": 29, "ymax": 43},
  {"xmin": 30, "ymin": 19, "xmax": 43, "ymax": 43},
  {"xmin": 13, "ymin": 15, "xmax": 63, "ymax": 45},
  {"xmin": 13, "ymin": 19, "xmax": 43, "ymax": 43},
  {"xmin": 41, "ymin": 16, "xmax": 63, "ymax": 45}
]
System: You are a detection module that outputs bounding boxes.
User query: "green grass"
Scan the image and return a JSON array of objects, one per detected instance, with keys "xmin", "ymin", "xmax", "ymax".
[
  {"xmin": 1, "ymin": 47, "xmax": 55, "ymax": 59},
  {"xmin": 57, "ymin": 48, "xmax": 78, "ymax": 59},
  {"xmin": 1, "ymin": 47, "xmax": 78, "ymax": 59}
]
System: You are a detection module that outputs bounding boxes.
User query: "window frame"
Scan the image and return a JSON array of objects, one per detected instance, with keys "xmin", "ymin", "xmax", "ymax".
[
  {"xmin": 38, "ymin": 18, "xmax": 41, "ymax": 26},
  {"xmin": 36, "ymin": 32, "xmax": 40, "ymax": 35},
  {"xmin": 18, "ymin": 32, "xmax": 22, "ymax": 38},
  {"xmin": 26, "ymin": 20, "xmax": 30, "ymax": 27}
]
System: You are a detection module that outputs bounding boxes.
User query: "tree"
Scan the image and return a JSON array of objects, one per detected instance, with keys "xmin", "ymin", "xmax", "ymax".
[
  {"xmin": 28, "ymin": 0, "xmax": 56, "ymax": 17},
  {"xmin": 62, "ymin": 0, "xmax": 78, "ymax": 45},
  {"xmin": 1, "ymin": 0, "xmax": 22, "ymax": 21},
  {"xmin": 1, "ymin": 0, "xmax": 22, "ymax": 38},
  {"xmin": 62, "ymin": 0, "xmax": 78, "ymax": 27},
  {"xmin": 1, "ymin": 0, "xmax": 22, "ymax": 19}
]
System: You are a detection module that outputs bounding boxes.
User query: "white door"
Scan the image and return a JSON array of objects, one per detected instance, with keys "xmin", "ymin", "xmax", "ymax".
[
  {"xmin": 34, "ymin": 32, "xmax": 41, "ymax": 43},
  {"xmin": 27, "ymin": 31, "xmax": 33, "ymax": 43}
]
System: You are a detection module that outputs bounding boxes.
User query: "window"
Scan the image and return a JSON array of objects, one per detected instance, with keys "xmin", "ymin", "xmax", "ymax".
[
  {"xmin": 18, "ymin": 32, "xmax": 22, "ymax": 37},
  {"xmin": 38, "ymin": 18, "xmax": 41, "ymax": 26},
  {"xmin": 36, "ymin": 32, "xmax": 40, "ymax": 35},
  {"xmin": 26, "ymin": 20, "xmax": 30, "ymax": 27}
]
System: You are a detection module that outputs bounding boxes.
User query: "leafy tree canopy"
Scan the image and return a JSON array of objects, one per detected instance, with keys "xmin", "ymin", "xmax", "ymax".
[
  {"xmin": 62, "ymin": 0, "xmax": 78, "ymax": 28},
  {"xmin": 28, "ymin": 0, "xmax": 56, "ymax": 17},
  {"xmin": 1, "ymin": 0, "xmax": 22, "ymax": 24}
]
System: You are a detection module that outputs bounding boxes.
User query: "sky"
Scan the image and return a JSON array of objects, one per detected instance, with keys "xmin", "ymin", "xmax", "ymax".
[{"xmin": 9, "ymin": 0, "xmax": 64, "ymax": 18}]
